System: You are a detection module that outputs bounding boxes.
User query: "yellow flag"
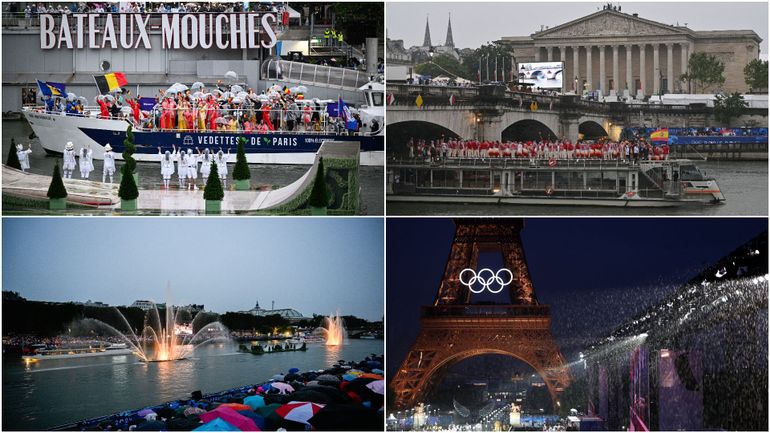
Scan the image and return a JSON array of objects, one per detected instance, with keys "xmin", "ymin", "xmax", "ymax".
[
  {"xmin": 530, "ymin": 101, "xmax": 538, "ymax": 112},
  {"xmin": 415, "ymin": 94, "xmax": 423, "ymax": 108}
]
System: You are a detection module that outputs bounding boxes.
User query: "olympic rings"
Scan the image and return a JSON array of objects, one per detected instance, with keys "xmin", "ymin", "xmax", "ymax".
[{"xmin": 459, "ymin": 268, "xmax": 514, "ymax": 294}]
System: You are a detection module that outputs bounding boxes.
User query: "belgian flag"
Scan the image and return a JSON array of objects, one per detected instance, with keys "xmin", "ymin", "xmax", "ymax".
[{"xmin": 94, "ymin": 72, "xmax": 128, "ymax": 94}]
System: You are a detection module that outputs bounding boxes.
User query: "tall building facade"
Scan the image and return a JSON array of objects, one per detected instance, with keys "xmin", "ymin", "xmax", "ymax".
[{"xmin": 500, "ymin": 8, "xmax": 762, "ymax": 96}]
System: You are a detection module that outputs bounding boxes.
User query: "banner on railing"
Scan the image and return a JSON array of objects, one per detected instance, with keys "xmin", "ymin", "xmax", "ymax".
[{"xmin": 39, "ymin": 12, "xmax": 277, "ymax": 50}]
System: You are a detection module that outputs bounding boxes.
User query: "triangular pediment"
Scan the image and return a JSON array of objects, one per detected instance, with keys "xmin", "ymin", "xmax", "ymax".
[{"xmin": 534, "ymin": 10, "xmax": 690, "ymax": 39}]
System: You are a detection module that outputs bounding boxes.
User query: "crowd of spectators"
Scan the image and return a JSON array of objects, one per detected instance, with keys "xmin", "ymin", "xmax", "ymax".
[{"xmin": 404, "ymin": 137, "xmax": 670, "ymax": 162}]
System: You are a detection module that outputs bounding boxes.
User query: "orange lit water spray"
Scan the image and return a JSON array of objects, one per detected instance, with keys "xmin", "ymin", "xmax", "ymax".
[{"xmin": 324, "ymin": 311, "xmax": 347, "ymax": 346}]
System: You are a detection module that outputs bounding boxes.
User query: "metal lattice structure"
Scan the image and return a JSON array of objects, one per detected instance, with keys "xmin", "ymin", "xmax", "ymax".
[{"xmin": 391, "ymin": 219, "xmax": 571, "ymax": 410}]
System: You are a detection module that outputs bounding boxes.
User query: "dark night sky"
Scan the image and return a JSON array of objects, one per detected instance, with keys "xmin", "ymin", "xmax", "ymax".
[{"xmin": 386, "ymin": 218, "xmax": 767, "ymax": 378}]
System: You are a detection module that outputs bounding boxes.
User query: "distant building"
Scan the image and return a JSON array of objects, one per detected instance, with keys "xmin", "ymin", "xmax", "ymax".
[
  {"xmin": 129, "ymin": 300, "xmax": 204, "ymax": 315},
  {"xmin": 76, "ymin": 299, "xmax": 110, "ymax": 308},
  {"xmin": 499, "ymin": 7, "xmax": 762, "ymax": 96},
  {"xmin": 130, "ymin": 300, "xmax": 155, "ymax": 311},
  {"xmin": 387, "ymin": 14, "xmax": 461, "ymax": 67},
  {"xmin": 240, "ymin": 300, "xmax": 308, "ymax": 321}
]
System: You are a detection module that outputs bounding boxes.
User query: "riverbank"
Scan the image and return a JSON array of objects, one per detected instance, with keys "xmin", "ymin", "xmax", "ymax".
[{"xmin": 51, "ymin": 355, "xmax": 383, "ymax": 431}]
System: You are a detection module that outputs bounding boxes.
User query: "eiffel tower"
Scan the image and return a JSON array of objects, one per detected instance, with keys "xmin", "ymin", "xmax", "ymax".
[{"xmin": 390, "ymin": 219, "xmax": 571, "ymax": 410}]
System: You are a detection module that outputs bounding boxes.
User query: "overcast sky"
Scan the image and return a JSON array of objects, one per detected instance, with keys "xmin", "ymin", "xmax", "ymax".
[
  {"xmin": 3, "ymin": 218, "xmax": 384, "ymax": 321},
  {"xmin": 387, "ymin": 1, "xmax": 768, "ymax": 59}
]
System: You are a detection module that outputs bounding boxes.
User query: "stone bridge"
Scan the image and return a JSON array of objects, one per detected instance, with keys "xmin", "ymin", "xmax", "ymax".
[{"xmin": 386, "ymin": 83, "xmax": 767, "ymax": 144}]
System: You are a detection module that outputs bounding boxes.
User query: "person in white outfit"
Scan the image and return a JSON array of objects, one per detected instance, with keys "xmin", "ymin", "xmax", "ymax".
[
  {"xmin": 199, "ymin": 148, "xmax": 213, "ymax": 183},
  {"xmin": 215, "ymin": 147, "xmax": 230, "ymax": 189},
  {"xmin": 158, "ymin": 145, "xmax": 176, "ymax": 189},
  {"xmin": 79, "ymin": 144, "xmax": 94, "ymax": 179},
  {"xmin": 62, "ymin": 141, "xmax": 77, "ymax": 179},
  {"xmin": 102, "ymin": 143, "xmax": 116, "ymax": 183},
  {"xmin": 175, "ymin": 148, "xmax": 187, "ymax": 189},
  {"xmin": 186, "ymin": 148, "xmax": 199, "ymax": 190},
  {"xmin": 16, "ymin": 142, "xmax": 32, "ymax": 172}
]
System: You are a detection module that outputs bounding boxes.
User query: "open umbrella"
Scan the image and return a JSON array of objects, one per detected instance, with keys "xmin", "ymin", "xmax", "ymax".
[
  {"xmin": 308, "ymin": 404, "xmax": 382, "ymax": 431},
  {"xmin": 191, "ymin": 81, "xmax": 205, "ymax": 91},
  {"xmin": 200, "ymin": 406, "xmax": 260, "ymax": 431},
  {"xmin": 193, "ymin": 418, "xmax": 240, "ymax": 431},
  {"xmin": 270, "ymin": 382, "xmax": 295, "ymax": 394},
  {"xmin": 66, "ymin": 92, "xmax": 77, "ymax": 102},
  {"xmin": 365, "ymin": 380, "xmax": 384, "ymax": 395},
  {"xmin": 224, "ymin": 71, "xmax": 238, "ymax": 81},
  {"xmin": 231, "ymin": 85, "xmax": 244, "ymax": 93},
  {"xmin": 288, "ymin": 368, "xmax": 300, "ymax": 374},
  {"xmin": 104, "ymin": 94, "xmax": 115, "ymax": 102},
  {"xmin": 135, "ymin": 420, "xmax": 168, "ymax": 431},
  {"xmin": 270, "ymin": 374, "xmax": 285, "ymax": 381},
  {"xmin": 316, "ymin": 374, "xmax": 340, "ymax": 383},
  {"xmin": 236, "ymin": 411, "xmax": 267, "ymax": 430},
  {"xmin": 243, "ymin": 395, "xmax": 266, "ymax": 410},
  {"xmin": 275, "ymin": 401, "xmax": 325, "ymax": 426},
  {"xmin": 219, "ymin": 403, "xmax": 252, "ymax": 411}
]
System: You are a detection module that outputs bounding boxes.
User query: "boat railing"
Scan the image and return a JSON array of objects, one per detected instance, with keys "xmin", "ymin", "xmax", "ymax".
[
  {"xmin": 23, "ymin": 106, "xmax": 380, "ymax": 136},
  {"xmin": 389, "ymin": 157, "xmax": 646, "ymax": 170},
  {"xmin": 2, "ymin": 10, "xmax": 281, "ymax": 32},
  {"xmin": 262, "ymin": 59, "xmax": 370, "ymax": 91}
]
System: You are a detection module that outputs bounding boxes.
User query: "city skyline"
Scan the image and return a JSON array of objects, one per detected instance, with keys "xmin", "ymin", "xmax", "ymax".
[
  {"xmin": 387, "ymin": 2, "xmax": 768, "ymax": 59},
  {"xmin": 3, "ymin": 218, "xmax": 384, "ymax": 321}
]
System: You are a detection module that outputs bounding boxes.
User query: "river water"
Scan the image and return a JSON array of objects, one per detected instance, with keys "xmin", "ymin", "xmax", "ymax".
[
  {"xmin": 387, "ymin": 160, "xmax": 768, "ymax": 216},
  {"xmin": 2, "ymin": 339, "xmax": 382, "ymax": 431},
  {"xmin": 2, "ymin": 120, "xmax": 384, "ymax": 215}
]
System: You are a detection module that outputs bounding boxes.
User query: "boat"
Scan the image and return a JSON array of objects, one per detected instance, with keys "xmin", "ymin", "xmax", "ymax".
[
  {"xmin": 21, "ymin": 343, "xmax": 135, "ymax": 361},
  {"xmin": 387, "ymin": 157, "xmax": 725, "ymax": 207},
  {"xmin": 21, "ymin": 81, "xmax": 384, "ymax": 166},
  {"xmin": 238, "ymin": 341, "xmax": 308, "ymax": 355}
]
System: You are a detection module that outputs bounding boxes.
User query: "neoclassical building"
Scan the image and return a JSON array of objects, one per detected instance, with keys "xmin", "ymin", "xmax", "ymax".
[{"xmin": 500, "ymin": 8, "xmax": 762, "ymax": 97}]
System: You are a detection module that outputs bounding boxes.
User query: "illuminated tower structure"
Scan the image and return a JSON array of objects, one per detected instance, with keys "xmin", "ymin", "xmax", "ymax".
[{"xmin": 390, "ymin": 218, "xmax": 571, "ymax": 409}]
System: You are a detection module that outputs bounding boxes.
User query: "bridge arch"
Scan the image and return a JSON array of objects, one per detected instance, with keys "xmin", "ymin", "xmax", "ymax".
[
  {"xmin": 501, "ymin": 119, "xmax": 558, "ymax": 142},
  {"xmin": 579, "ymin": 120, "xmax": 609, "ymax": 141},
  {"xmin": 386, "ymin": 120, "xmax": 461, "ymax": 156},
  {"xmin": 412, "ymin": 348, "xmax": 566, "ymax": 411}
]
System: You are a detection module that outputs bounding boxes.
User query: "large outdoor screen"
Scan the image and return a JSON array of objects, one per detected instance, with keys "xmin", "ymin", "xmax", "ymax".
[{"xmin": 517, "ymin": 62, "xmax": 563, "ymax": 90}]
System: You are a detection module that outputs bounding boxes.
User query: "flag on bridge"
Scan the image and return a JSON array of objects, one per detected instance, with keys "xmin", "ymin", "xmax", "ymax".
[
  {"xmin": 449, "ymin": 94, "xmax": 456, "ymax": 106},
  {"xmin": 36, "ymin": 80, "xmax": 66, "ymax": 98},
  {"xmin": 415, "ymin": 94, "xmax": 423, "ymax": 108},
  {"xmin": 386, "ymin": 93, "xmax": 395, "ymax": 105},
  {"xmin": 93, "ymin": 72, "xmax": 128, "ymax": 94},
  {"xmin": 650, "ymin": 128, "xmax": 669, "ymax": 143}
]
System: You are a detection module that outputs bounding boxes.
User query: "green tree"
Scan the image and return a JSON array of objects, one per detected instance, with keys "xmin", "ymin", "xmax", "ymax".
[
  {"xmin": 743, "ymin": 59, "xmax": 768, "ymax": 92},
  {"xmin": 414, "ymin": 54, "xmax": 471, "ymax": 81},
  {"xmin": 713, "ymin": 92, "xmax": 748, "ymax": 125},
  {"xmin": 203, "ymin": 161, "xmax": 224, "ymax": 201},
  {"xmin": 47, "ymin": 161, "xmax": 68, "ymax": 199},
  {"xmin": 232, "ymin": 137, "xmax": 251, "ymax": 181},
  {"xmin": 461, "ymin": 43, "xmax": 516, "ymax": 83},
  {"xmin": 118, "ymin": 162, "xmax": 139, "ymax": 200},
  {"xmin": 122, "ymin": 125, "xmax": 136, "ymax": 174},
  {"xmin": 681, "ymin": 52, "xmax": 725, "ymax": 93},
  {"xmin": 6, "ymin": 137, "xmax": 21, "ymax": 169},
  {"xmin": 308, "ymin": 157, "xmax": 330, "ymax": 208},
  {"xmin": 331, "ymin": 3, "xmax": 383, "ymax": 45}
]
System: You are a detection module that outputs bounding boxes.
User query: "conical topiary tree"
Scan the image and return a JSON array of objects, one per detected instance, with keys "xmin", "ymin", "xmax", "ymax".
[
  {"xmin": 204, "ymin": 161, "xmax": 225, "ymax": 201},
  {"xmin": 7, "ymin": 137, "xmax": 21, "ymax": 169},
  {"xmin": 308, "ymin": 157, "xmax": 330, "ymax": 212},
  {"xmin": 118, "ymin": 162, "xmax": 139, "ymax": 200},
  {"xmin": 47, "ymin": 161, "xmax": 68, "ymax": 199},
  {"xmin": 122, "ymin": 125, "xmax": 136, "ymax": 174},
  {"xmin": 232, "ymin": 137, "xmax": 250, "ymax": 181}
]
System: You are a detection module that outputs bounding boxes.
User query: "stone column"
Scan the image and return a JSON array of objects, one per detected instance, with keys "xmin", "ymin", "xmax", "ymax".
[
  {"xmin": 560, "ymin": 47, "xmax": 567, "ymax": 93},
  {"xmin": 547, "ymin": 46, "xmax": 553, "ymax": 62},
  {"xmin": 535, "ymin": 46, "xmax": 541, "ymax": 62},
  {"xmin": 599, "ymin": 45, "xmax": 606, "ymax": 96},
  {"xmin": 680, "ymin": 42, "xmax": 688, "ymax": 93},
  {"xmin": 666, "ymin": 43, "xmax": 674, "ymax": 94},
  {"xmin": 586, "ymin": 46, "xmax": 593, "ymax": 92},
  {"xmin": 639, "ymin": 44, "xmax": 647, "ymax": 97},
  {"xmin": 612, "ymin": 45, "xmax": 619, "ymax": 95},
  {"xmin": 653, "ymin": 44, "xmax": 660, "ymax": 95},
  {"xmin": 625, "ymin": 45, "xmax": 633, "ymax": 96},
  {"xmin": 572, "ymin": 46, "xmax": 580, "ymax": 93}
]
